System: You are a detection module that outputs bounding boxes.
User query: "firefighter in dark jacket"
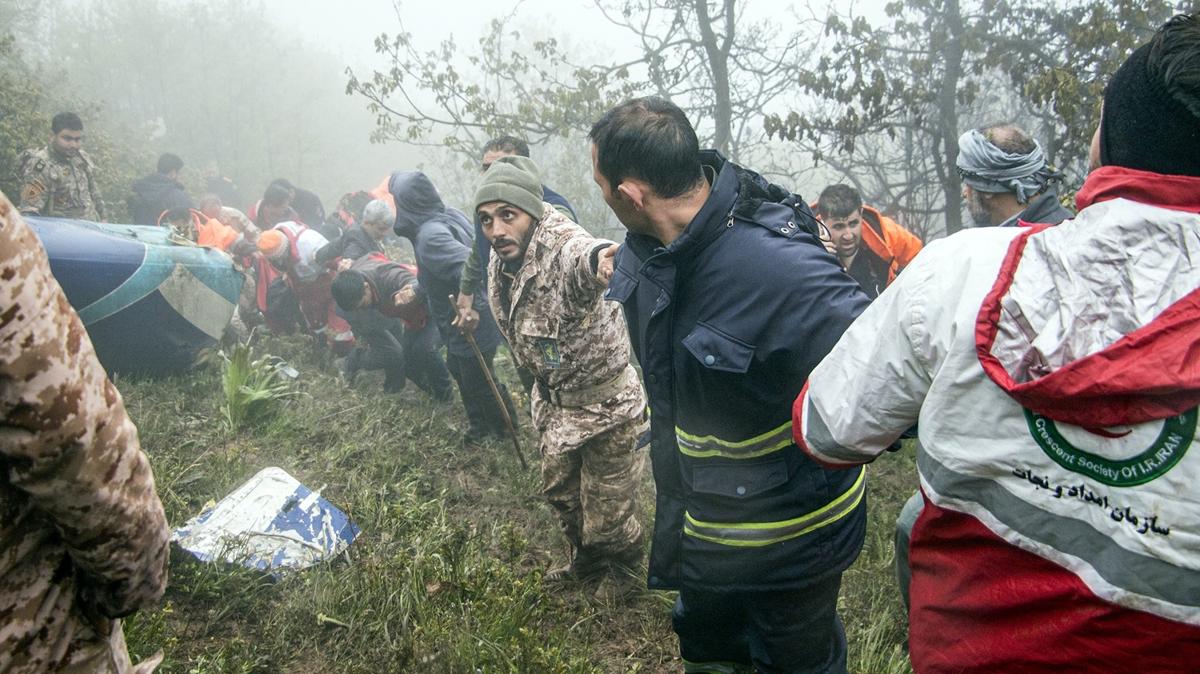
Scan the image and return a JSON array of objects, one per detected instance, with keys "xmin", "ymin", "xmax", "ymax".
[{"xmin": 591, "ymin": 97, "xmax": 870, "ymax": 673}]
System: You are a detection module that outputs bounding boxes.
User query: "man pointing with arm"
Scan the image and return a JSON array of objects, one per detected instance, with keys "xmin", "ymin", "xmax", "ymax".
[{"xmin": 474, "ymin": 156, "xmax": 647, "ymax": 593}]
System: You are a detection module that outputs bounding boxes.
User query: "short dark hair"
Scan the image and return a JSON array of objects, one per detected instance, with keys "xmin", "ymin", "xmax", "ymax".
[
  {"xmin": 331, "ymin": 270, "xmax": 368, "ymax": 311},
  {"xmin": 157, "ymin": 153, "xmax": 184, "ymax": 174},
  {"xmin": 979, "ymin": 123, "xmax": 1037, "ymax": 156},
  {"xmin": 51, "ymin": 112, "xmax": 83, "ymax": 134},
  {"xmin": 1148, "ymin": 13, "xmax": 1200, "ymax": 118},
  {"xmin": 482, "ymin": 135, "xmax": 531, "ymax": 158},
  {"xmin": 816, "ymin": 184, "xmax": 863, "ymax": 219},
  {"xmin": 262, "ymin": 184, "xmax": 291, "ymax": 208},
  {"xmin": 588, "ymin": 97, "xmax": 703, "ymax": 199},
  {"xmin": 269, "ymin": 178, "xmax": 296, "ymax": 193}
]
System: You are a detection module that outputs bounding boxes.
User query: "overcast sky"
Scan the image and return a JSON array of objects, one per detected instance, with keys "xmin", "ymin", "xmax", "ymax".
[
  {"xmin": 274, "ymin": 0, "xmax": 890, "ymax": 71},
  {"xmin": 276, "ymin": 0, "xmax": 640, "ymax": 70}
]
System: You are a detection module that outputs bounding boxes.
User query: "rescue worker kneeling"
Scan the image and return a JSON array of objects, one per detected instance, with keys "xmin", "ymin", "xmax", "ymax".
[
  {"xmin": 257, "ymin": 221, "xmax": 354, "ymax": 354},
  {"xmin": 469, "ymin": 156, "xmax": 647, "ymax": 593},
  {"xmin": 330, "ymin": 256, "xmax": 453, "ymax": 400}
]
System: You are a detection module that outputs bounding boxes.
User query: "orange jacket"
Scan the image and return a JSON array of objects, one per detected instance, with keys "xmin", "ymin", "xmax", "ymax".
[
  {"xmin": 813, "ymin": 202, "xmax": 924, "ymax": 286},
  {"xmin": 858, "ymin": 205, "xmax": 923, "ymax": 285},
  {"xmin": 196, "ymin": 217, "xmax": 241, "ymax": 251}
]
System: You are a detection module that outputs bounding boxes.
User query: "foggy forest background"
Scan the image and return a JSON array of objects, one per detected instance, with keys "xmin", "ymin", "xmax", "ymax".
[{"xmin": 0, "ymin": 0, "xmax": 1189, "ymax": 241}]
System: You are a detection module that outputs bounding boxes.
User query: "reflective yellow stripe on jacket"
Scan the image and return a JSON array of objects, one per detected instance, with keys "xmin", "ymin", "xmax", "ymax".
[
  {"xmin": 683, "ymin": 467, "xmax": 866, "ymax": 547},
  {"xmin": 676, "ymin": 421, "xmax": 793, "ymax": 459}
]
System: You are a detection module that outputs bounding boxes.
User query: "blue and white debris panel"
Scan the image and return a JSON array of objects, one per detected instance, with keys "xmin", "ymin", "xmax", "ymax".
[{"xmin": 172, "ymin": 467, "xmax": 360, "ymax": 575}]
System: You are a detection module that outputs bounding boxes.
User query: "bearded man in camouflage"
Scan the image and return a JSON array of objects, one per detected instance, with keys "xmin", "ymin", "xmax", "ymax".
[
  {"xmin": 17, "ymin": 112, "xmax": 106, "ymax": 221},
  {"xmin": 1, "ymin": 191, "xmax": 169, "ymax": 672},
  {"xmin": 467, "ymin": 156, "xmax": 647, "ymax": 593}
]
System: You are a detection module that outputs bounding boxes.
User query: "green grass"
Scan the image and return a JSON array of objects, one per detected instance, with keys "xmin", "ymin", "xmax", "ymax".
[{"xmin": 116, "ymin": 335, "xmax": 916, "ymax": 673}]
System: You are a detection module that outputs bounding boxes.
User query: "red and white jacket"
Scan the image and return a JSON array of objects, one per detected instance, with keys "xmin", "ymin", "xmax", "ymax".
[{"xmin": 795, "ymin": 166, "xmax": 1200, "ymax": 673}]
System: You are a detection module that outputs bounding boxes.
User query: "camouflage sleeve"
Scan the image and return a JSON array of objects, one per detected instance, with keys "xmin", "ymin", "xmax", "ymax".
[
  {"xmin": 0, "ymin": 193, "xmax": 169, "ymax": 618},
  {"xmin": 559, "ymin": 230, "xmax": 615, "ymax": 305},
  {"xmin": 16, "ymin": 153, "xmax": 49, "ymax": 216}
]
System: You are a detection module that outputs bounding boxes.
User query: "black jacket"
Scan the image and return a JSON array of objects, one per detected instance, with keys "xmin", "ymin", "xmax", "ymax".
[
  {"xmin": 128, "ymin": 173, "xmax": 192, "ymax": 225},
  {"xmin": 389, "ymin": 171, "xmax": 502, "ymax": 356},
  {"xmin": 314, "ymin": 226, "xmax": 383, "ymax": 265},
  {"xmin": 608, "ymin": 151, "xmax": 870, "ymax": 592},
  {"xmin": 1000, "ymin": 190, "xmax": 1074, "ymax": 227}
]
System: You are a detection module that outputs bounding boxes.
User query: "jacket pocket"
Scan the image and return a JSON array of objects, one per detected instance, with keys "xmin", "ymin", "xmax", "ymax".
[
  {"xmin": 691, "ymin": 457, "xmax": 789, "ymax": 499},
  {"xmin": 683, "ymin": 322, "xmax": 754, "ymax": 374},
  {"xmin": 516, "ymin": 316, "xmax": 561, "ymax": 371}
]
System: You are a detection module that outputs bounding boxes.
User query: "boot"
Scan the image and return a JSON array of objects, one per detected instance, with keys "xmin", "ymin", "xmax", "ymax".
[{"xmin": 545, "ymin": 547, "xmax": 604, "ymax": 585}]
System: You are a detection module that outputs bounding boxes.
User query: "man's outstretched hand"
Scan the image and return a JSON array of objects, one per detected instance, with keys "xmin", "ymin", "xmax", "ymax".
[{"xmin": 597, "ymin": 244, "xmax": 618, "ymax": 282}]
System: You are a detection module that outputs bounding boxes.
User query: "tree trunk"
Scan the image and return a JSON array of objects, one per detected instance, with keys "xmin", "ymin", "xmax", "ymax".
[
  {"xmin": 694, "ymin": 0, "xmax": 735, "ymax": 158},
  {"xmin": 937, "ymin": 0, "xmax": 965, "ymax": 235}
]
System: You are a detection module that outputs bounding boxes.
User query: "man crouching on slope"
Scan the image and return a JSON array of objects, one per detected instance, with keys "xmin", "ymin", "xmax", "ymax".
[
  {"xmin": 468, "ymin": 156, "xmax": 647, "ymax": 596},
  {"xmin": 796, "ymin": 13, "xmax": 1200, "ymax": 674}
]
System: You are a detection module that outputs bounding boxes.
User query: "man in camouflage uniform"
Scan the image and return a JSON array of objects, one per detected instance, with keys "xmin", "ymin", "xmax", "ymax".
[
  {"xmin": 17, "ymin": 112, "xmax": 106, "ymax": 221},
  {"xmin": 469, "ymin": 156, "xmax": 647, "ymax": 591},
  {"xmin": 1, "ymin": 191, "xmax": 169, "ymax": 672}
]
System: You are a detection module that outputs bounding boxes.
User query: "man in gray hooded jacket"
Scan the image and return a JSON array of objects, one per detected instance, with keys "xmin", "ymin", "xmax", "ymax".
[{"xmin": 389, "ymin": 171, "xmax": 517, "ymax": 444}]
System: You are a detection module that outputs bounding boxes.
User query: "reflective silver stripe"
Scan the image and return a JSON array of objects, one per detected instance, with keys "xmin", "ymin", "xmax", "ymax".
[
  {"xmin": 918, "ymin": 448, "xmax": 1200, "ymax": 610},
  {"xmin": 803, "ymin": 395, "xmax": 868, "ymax": 464},
  {"xmin": 683, "ymin": 467, "xmax": 866, "ymax": 547},
  {"xmin": 676, "ymin": 421, "xmax": 793, "ymax": 459}
]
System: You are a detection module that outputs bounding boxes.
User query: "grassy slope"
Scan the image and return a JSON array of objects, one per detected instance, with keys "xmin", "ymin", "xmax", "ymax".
[{"xmin": 118, "ymin": 335, "xmax": 914, "ymax": 673}]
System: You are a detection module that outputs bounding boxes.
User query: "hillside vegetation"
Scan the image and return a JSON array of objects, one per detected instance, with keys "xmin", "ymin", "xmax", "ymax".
[{"xmin": 119, "ymin": 335, "xmax": 915, "ymax": 673}]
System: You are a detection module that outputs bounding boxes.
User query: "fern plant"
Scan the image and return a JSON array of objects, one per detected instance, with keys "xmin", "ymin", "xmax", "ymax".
[{"xmin": 219, "ymin": 340, "xmax": 297, "ymax": 431}]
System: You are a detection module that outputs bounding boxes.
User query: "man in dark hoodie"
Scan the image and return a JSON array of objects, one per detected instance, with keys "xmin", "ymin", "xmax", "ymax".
[
  {"xmin": 129, "ymin": 153, "xmax": 192, "ymax": 225},
  {"xmin": 797, "ymin": 14, "xmax": 1200, "ymax": 673},
  {"xmin": 388, "ymin": 170, "xmax": 517, "ymax": 444}
]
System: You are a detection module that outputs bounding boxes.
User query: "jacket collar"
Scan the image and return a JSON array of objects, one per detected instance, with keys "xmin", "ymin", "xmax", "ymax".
[
  {"xmin": 1076, "ymin": 166, "xmax": 1200, "ymax": 214},
  {"xmin": 665, "ymin": 150, "xmax": 739, "ymax": 261},
  {"xmin": 1006, "ymin": 190, "xmax": 1069, "ymax": 227},
  {"xmin": 626, "ymin": 150, "xmax": 739, "ymax": 265}
]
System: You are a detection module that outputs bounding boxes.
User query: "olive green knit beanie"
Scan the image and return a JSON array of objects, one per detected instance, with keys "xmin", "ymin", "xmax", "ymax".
[{"xmin": 473, "ymin": 155, "xmax": 545, "ymax": 219}]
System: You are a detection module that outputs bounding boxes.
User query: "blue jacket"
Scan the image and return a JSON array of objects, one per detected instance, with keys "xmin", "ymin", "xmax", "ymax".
[
  {"xmin": 389, "ymin": 171, "xmax": 503, "ymax": 356},
  {"xmin": 606, "ymin": 151, "xmax": 870, "ymax": 592}
]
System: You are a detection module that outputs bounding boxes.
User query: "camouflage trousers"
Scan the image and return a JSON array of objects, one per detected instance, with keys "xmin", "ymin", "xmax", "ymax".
[{"xmin": 541, "ymin": 418, "xmax": 645, "ymax": 570}]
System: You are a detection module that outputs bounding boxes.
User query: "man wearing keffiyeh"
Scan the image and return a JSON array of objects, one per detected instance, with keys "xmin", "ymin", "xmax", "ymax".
[{"xmin": 956, "ymin": 123, "xmax": 1073, "ymax": 227}]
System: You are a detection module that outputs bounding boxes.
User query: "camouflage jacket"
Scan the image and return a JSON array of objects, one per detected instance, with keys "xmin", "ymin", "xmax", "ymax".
[
  {"xmin": 487, "ymin": 203, "xmax": 645, "ymax": 453},
  {"xmin": 1, "ymin": 192, "xmax": 168, "ymax": 673},
  {"xmin": 17, "ymin": 146, "xmax": 105, "ymax": 221}
]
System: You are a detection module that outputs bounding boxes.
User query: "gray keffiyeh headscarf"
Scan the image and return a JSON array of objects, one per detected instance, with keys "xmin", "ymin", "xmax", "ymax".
[{"xmin": 956, "ymin": 129, "xmax": 1063, "ymax": 204}]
